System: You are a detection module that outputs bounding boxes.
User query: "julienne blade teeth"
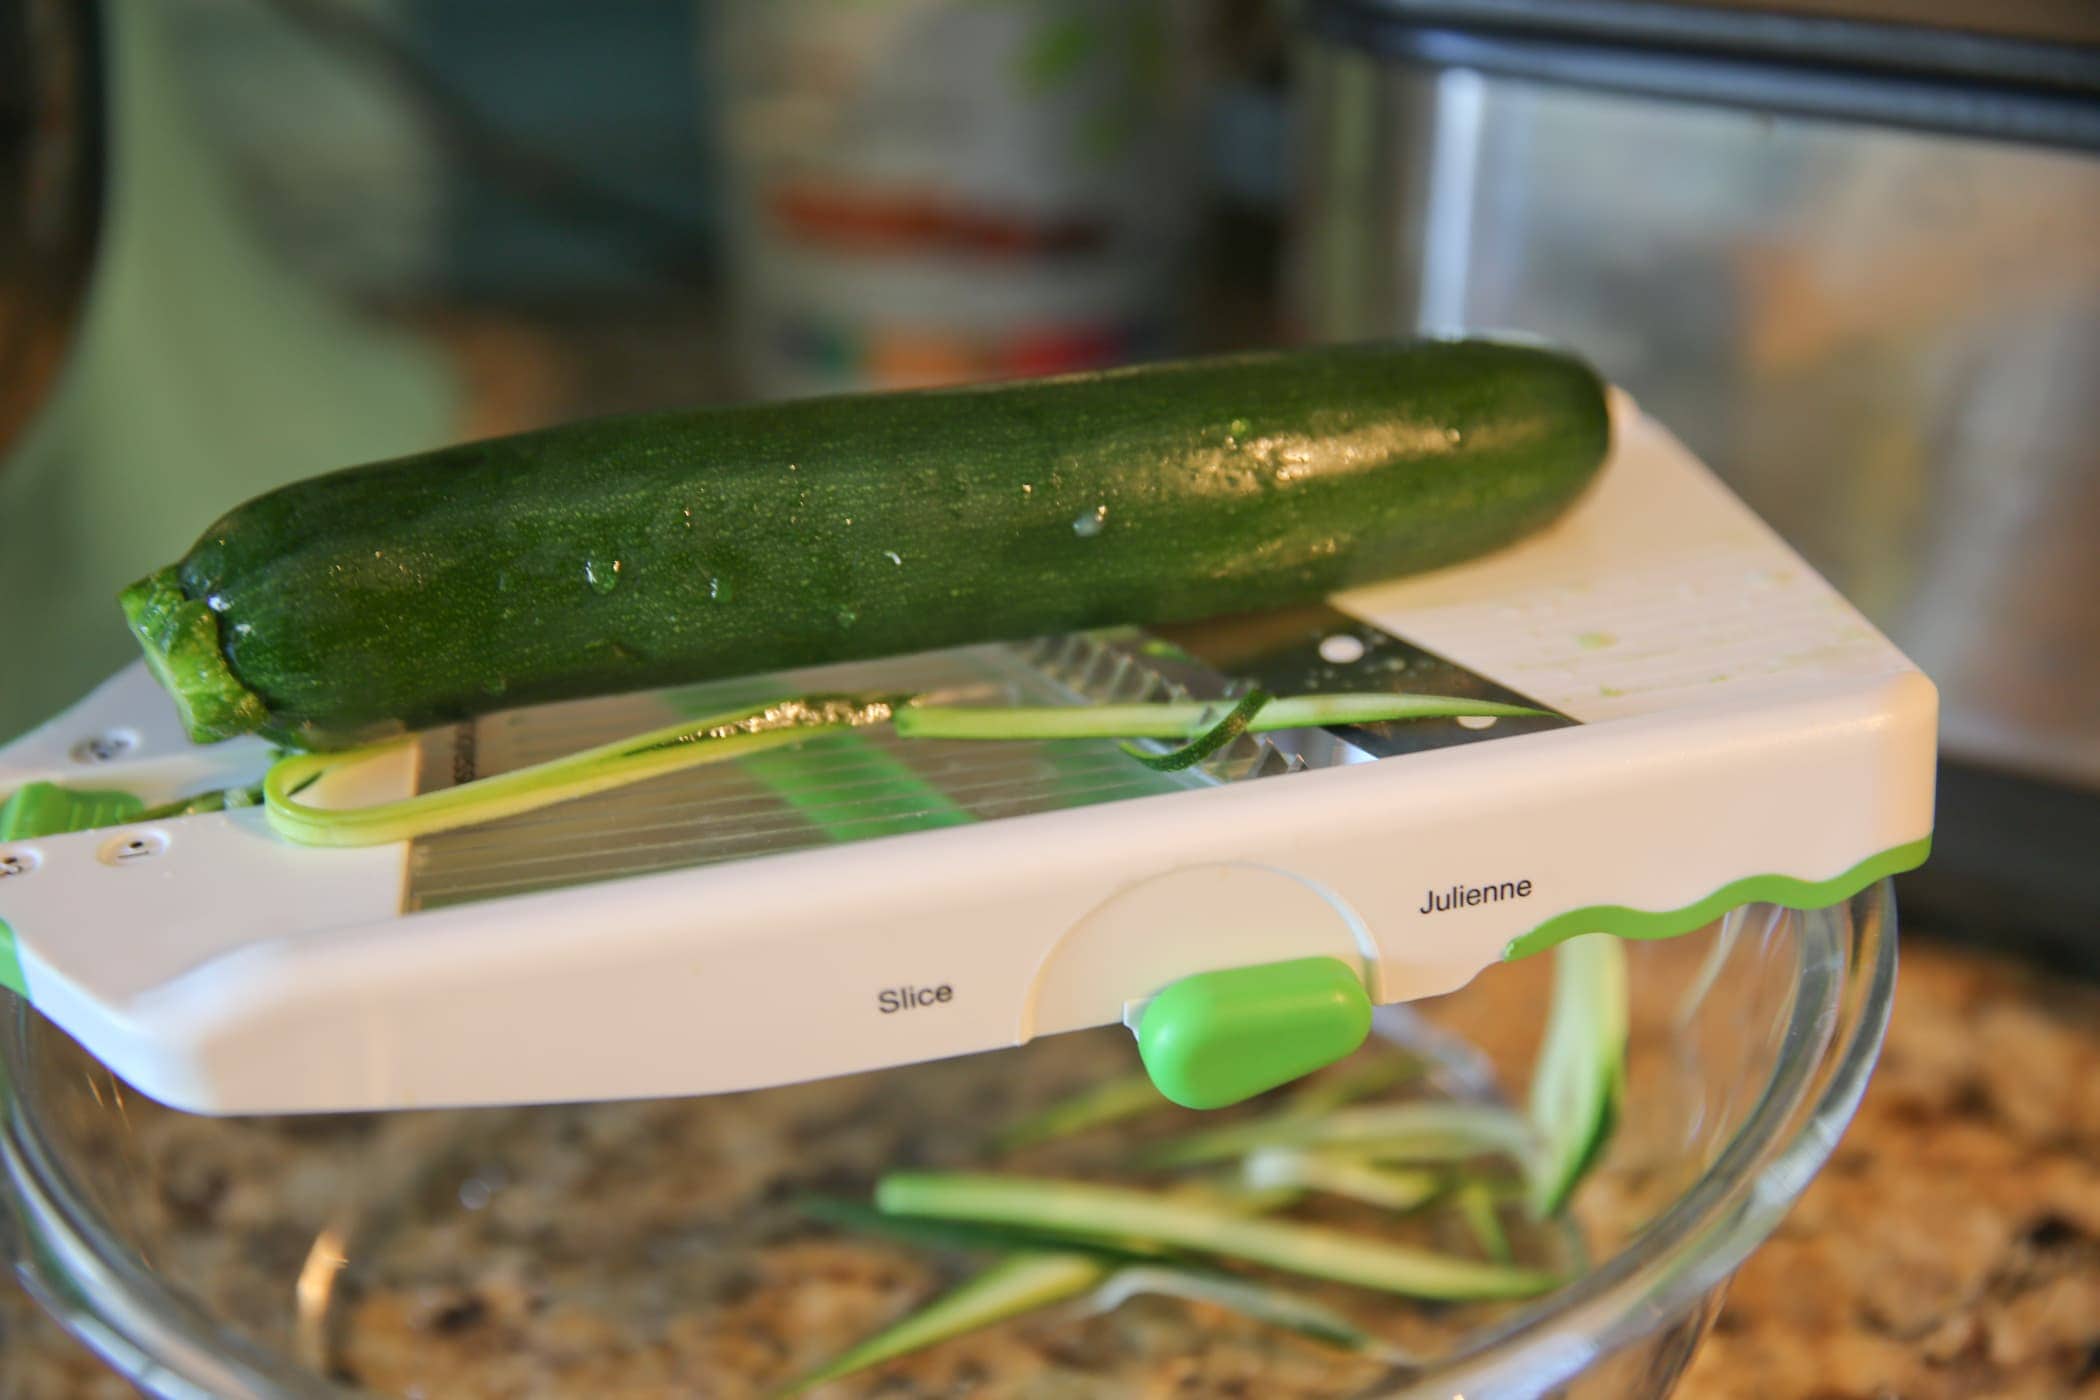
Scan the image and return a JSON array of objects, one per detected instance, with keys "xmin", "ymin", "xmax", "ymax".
[{"xmin": 402, "ymin": 634, "xmax": 1323, "ymax": 905}]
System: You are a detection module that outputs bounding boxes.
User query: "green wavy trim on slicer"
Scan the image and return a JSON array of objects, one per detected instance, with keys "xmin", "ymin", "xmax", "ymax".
[
  {"xmin": 0, "ymin": 918, "xmax": 23, "ymax": 999},
  {"xmin": 1502, "ymin": 836, "xmax": 1932, "ymax": 963}
]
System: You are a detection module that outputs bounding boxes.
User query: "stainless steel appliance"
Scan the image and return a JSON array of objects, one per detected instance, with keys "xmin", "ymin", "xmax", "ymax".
[{"xmin": 1292, "ymin": 0, "xmax": 2100, "ymax": 963}]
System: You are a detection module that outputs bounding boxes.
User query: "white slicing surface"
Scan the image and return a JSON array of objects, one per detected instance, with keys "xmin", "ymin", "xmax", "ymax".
[{"xmin": 1339, "ymin": 393, "xmax": 1915, "ymax": 720}]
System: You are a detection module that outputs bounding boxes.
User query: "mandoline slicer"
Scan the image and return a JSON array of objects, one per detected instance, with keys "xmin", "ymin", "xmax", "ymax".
[{"xmin": 0, "ymin": 394, "xmax": 1936, "ymax": 1115}]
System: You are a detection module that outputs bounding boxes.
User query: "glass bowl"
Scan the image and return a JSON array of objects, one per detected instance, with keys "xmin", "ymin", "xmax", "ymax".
[{"xmin": 0, "ymin": 884, "xmax": 1895, "ymax": 1398}]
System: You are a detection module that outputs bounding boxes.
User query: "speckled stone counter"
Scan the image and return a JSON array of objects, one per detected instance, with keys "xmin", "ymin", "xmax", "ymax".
[
  {"xmin": 5, "ymin": 935, "xmax": 2095, "ymax": 1399},
  {"xmin": 1678, "ymin": 938, "xmax": 2100, "ymax": 1399}
]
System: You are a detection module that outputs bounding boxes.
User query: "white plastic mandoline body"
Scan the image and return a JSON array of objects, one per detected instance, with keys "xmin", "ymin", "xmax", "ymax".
[{"xmin": 0, "ymin": 398, "xmax": 1936, "ymax": 1114}]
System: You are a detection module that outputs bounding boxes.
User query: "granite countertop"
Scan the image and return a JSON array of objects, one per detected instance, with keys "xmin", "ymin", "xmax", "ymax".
[
  {"xmin": 1678, "ymin": 936, "xmax": 2100, "ymax": 1400},
  {"xmin": 4, "ymin": 934, "xmax": 2095, "ymax": 1399}
]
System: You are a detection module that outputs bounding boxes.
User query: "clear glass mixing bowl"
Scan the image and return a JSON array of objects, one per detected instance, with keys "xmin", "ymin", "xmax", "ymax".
[{"xmin": 0, "ymin": 884, "xmax": 1895, "ymax": 1398}]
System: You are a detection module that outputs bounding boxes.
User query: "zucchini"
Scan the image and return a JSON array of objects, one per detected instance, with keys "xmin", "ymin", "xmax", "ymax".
[{"xmin": 122, "ymin": 340, "xmax": 1610, "ymax": 749}]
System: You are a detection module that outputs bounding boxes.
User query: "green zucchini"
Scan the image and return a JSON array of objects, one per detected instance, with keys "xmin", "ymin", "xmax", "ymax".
[{"xmin": 122, "ymin": 340, "xmax": 1610, "ymax": 749}]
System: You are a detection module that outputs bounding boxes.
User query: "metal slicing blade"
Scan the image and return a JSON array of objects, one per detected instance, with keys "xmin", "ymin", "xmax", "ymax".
[{"xmin": 403, "ymin": 633, "xmax": 1311, "ymax": 910}]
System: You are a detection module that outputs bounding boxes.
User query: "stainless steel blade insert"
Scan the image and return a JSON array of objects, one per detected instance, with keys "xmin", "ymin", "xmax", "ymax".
[{"xmin": 403, "ymin": 633, "xmax": 1304, "ymax": 911}]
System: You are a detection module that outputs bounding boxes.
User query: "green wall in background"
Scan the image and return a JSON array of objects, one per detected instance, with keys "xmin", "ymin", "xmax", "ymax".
[{"xmin": 0, "ymin": 3, "xmax": 457, "ymax": 744}]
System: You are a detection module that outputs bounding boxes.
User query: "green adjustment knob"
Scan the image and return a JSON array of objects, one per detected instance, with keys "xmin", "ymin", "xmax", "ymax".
[{"xmin": 1136, "ymin": 956, "xmax": 1373, "ymax": 1110}]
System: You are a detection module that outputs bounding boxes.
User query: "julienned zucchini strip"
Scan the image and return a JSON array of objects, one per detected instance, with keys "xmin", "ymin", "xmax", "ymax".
[
  {"xmin": 1120, "ymin": 689, "xmax": 1272, "ymax": 771},
  {"xmin": 991, "ymin": 1073, "xmax": 1170, "ymax": 1153},
  {"xmin": 986, "ymin": 1051, "xmax": 1424, "ymax": 1155},
  {"xmin": 263, "ymin": 691, "xmax": 1548, "ymax": 848},
  {"xmin": 782, "ymin": 1184, "xmax": 1304, "ymax": 1394},
  {"xmin": 779, "ymin": 1241, "xmax": 1406, "ymax": 1395},
  {"xmin": 874, "ymin": 1174, "xmax": 1561, "ymax": 1300},
  {"xmin": 1140, "ymin": 1100, "xmax": 1539, "ymax": 1171},
  {"xmin": 1241, "ymin": 1150, "xmax": 1444, "ymax": 1212},
  {"xmin": 1081, "ymin": 1267, "xmax": 1406, "ymax": 1358},
  {"xmin": 1525, "ymin": 932, "xmax": 1629, "ymax": 1216},
  {"xmin": 792, "ymin": 935, "xmax": 1627, "ymax": 1386},
  {"xmin": 263, "ymin": 696, "xmax": 897, "ymax": 848},
  {"xmin": 776, "ymin": 1252, "xmax": 1108, "ymax": 1397},
  {"xmin": 896, "ymin": 693, "xmax": 1548, "ymax": 741}
]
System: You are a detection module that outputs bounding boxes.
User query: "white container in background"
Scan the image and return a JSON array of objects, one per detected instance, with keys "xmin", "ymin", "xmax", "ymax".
[{"xmin": 711, "ymin": 0, "xmax": 1201, "ymax": 398}]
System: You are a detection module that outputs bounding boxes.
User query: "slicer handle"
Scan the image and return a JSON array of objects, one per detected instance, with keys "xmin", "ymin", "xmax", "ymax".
[{"xmin": 1134, "ymin": 956, "xmax": 1373, "ymax": 1109}]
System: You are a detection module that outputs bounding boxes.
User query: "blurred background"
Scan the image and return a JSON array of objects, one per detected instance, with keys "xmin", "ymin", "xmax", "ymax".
[{"xmin": 2, "ymin": 0, "xmax": 2096, "ymax": 967}]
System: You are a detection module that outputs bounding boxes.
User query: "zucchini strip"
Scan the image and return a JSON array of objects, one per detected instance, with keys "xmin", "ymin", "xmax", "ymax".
[
  {"xmin": 990, "ymin": 1055, "xmax": 1420, "ymax": 1158},
  {"xmin": 1241, "ymin": 1150, "xmax": 1443, "ymax": 1213},
  {"xmin": 993, "ymin": 1073, "xmax": 1174, "ymax": 1154},
  {"xmin": 796, "ymin": 1183, "xmax": 1297, "ymax": 1391},
  {"xmin": 1280, "ymin": 1054, "xmax": 1425, "ymax": 1117},
  {"xmin": 1525, "ymin": 932, "xmax": 1630, "ymax": 1217},
  {"xmin": 1455, "ymin": 1180, "xmax": 1515, "ymax": 1264},
  {"xmin": 260, "ymin": 689, "xmax": 1551, "ymax": 847},
  {"xmin": 876, "ymin": 1174, "xmax": 1560, "ymax": 1300},
  {"xmin": 896, "ymin": 693, "xmax": 1549, "ymax": 741},
  {"xmin": 1141, "ymin": 1100, "xmax": 1538, "ymax": 1170},
  {"xmin": 1082, "ymin": 1266, "xmax": 1409, "ymax": 1359},
  {"xmin": 263, "ymin": 696, "xmax": 892, "ymax": 848},
  {"xmin": 777, "ymin": 1252, "xmax": 1109, "ymax": 1397},
  {"xmin": 797, "ymin": 1195, "xmax": 1169, "ymax": 1262},
  {"xmin": 1121, "ymin": 689, "xmax": 1271, "ymax": 771}
]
